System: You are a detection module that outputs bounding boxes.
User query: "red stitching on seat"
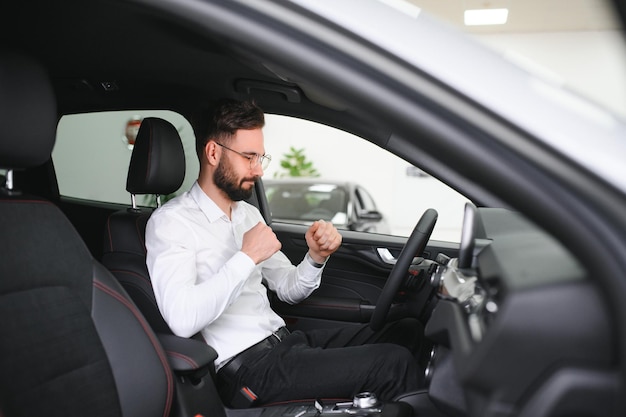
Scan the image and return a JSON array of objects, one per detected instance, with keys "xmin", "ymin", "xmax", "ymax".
[
  {"xmin": 94, "ymin": 278, "xmax": 174, "ymax": 417},
  {"xmin": 109, "ymin": 269, "xmax": 152, "ymax": 285},
  {"xmin": 166, "ymin": 350, "xmax": 199, "ymax": 369},
  {"xmin": 104, "ymin": 216, "xmax": 113, "ymax": 252}
]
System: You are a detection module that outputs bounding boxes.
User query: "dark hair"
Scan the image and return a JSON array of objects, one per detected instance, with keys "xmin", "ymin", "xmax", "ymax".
[{"xmin": 195, "ymin": 98, "xmax": 265, "ymax": 160}]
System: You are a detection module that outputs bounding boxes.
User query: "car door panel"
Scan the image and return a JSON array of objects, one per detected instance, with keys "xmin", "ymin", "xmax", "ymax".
[{"xmin": 269, "ymin": 221, "xmax": 459, "ymax": 330}]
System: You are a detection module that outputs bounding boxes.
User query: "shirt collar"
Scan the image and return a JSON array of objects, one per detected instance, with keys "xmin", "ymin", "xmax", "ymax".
[{"xmin": 190, "ymin": 181, "xmax": 244, "ymax": 224}]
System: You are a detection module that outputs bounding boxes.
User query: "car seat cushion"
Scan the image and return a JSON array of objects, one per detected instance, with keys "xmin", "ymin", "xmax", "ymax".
[{"xmin": 0, "ymin": 198, "xmax": 122, "ymax": 416}]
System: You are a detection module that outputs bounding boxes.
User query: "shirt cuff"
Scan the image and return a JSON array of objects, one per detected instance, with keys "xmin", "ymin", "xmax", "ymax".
[
  {"xmin": 235, "ymin": 250, "xmax": 257, "ymax": 273},
  {"xmin": 305, "ymin": 252, "xmax": 327, "ymax": 268}
]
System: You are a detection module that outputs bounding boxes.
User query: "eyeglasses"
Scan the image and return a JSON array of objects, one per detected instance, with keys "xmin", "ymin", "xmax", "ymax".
[{"xmin": 215, "ymin": 142, "xmax": 272, "ymax": 170}]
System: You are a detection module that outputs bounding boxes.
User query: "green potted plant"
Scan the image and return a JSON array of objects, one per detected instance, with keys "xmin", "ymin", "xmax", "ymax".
[{"xmin": 274, "ymin": 146, "xmax": 320, "ymax": 178}]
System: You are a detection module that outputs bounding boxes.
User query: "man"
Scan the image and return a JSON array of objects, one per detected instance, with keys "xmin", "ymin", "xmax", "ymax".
[{"xmin": 146, "ymin": 99, "xmax": 421, "ymax": 407}]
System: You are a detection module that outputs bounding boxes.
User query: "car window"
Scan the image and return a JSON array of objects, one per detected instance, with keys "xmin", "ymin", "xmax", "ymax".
[
  {"xmin": 52, "ymin": 111, "xmax": 468, "ymax": 242},
  {"xmin": 53, "ymin": 110, "xmax": 199, "ymax": 206},
  {"xmin": 263, "ymin": 114, "xmax": 470, "ymax": 242}
]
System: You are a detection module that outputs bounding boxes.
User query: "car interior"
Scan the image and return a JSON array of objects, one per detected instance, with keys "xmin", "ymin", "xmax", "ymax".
[
  {"xmin": 2, "ymin": 0, "xmax": 626, "ymax": 417},
  {"xmin": 0, "ymin": 48, "xmax": 418, "ymax": 417}
]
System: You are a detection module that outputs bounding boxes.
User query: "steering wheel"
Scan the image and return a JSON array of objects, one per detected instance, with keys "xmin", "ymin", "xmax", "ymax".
[{"xmin": 369, "ymin": 208, "xmax": 438, "ymax": 331}]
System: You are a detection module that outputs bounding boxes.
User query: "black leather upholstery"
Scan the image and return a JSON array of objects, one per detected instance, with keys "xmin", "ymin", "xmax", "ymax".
[
  {"xmin": 0, "ymin": 51, "xmax": 175, "ymax": 417},
  {"xmin": 126, "ymin": 117, "xmax": 186, "ymax": 196},
  {"xmin": 102, "ymin": 118, "xmax": 186, "ymax": 335},
  {"xmin": 103, "ymin": 209, "xmax": 172, "ymax": 333},
  {"xmin": 103, "ymin": 117, "xmax": 272, "ymax": 337},
  {"xmin": 0, "ymin": 51, "xmax": 56, "ymax": 169},
  {"xmin": 0, "ymin": 50, "xmax": 230, "ymax": 417}
]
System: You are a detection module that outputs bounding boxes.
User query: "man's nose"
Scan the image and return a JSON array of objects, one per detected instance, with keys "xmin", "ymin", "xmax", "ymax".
[{"xmin": 252, "ymin": 162, "xmax": 264, "ymax": 176}]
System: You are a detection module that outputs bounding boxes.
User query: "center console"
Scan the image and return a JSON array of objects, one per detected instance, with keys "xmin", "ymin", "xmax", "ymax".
[{"xmin": 227, "ymin": 393, "xmax": 414, "ymax": 417}]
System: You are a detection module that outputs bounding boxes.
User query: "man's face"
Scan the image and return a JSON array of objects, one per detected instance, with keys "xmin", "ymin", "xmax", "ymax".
[
  {"xmin": 213, "ymin": 129, "xmax": 265, "ymax": 202},
  {"xmin": 213, "ymin": 153, "xmax": 257, "ymax": 201}
]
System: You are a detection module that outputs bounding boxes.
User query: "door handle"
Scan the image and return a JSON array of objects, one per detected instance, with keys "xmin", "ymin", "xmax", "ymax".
[{"xmin": 377, "ymin": 248, "xmax": 397, "ymax": 265}]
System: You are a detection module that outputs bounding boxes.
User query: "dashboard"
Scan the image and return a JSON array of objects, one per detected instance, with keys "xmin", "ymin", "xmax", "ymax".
[{"xmin": 423, "ymin": 204, "xmax": 617, "ymax": 417}]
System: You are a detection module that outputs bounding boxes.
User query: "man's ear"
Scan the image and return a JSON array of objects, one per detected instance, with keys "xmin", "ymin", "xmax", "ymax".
[{"xmin": 205, "ymin": 140, "xmax": 220, "ymax": 166}]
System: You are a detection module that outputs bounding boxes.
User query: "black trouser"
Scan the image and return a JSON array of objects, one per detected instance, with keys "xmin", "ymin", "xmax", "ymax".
[{"xmin": 217, "ymin": 318, "xmax": 425, "ymax": 407}]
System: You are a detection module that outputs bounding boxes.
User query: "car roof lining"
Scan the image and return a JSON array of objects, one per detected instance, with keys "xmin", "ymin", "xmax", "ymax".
[{"xmin": 2, "ymin": 0, "xmax": 386, "ymax": 144}]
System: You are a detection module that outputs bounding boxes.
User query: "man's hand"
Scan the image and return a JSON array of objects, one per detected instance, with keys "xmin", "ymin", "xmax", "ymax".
[
  {"xmin": 305, "ymin": 220, "xmax": 342, "ymax": 264},
  {"xmin": 242, "ymin": 222, "xmax": 282, "ymax": 264}
]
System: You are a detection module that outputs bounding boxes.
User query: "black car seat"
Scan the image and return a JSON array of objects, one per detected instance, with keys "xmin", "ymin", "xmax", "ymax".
[
  {"xmin": 0, "ymin": 50, "xmax": 223, "ymax": 417},
  {"xmin": 102, "ymin": 117, "xmax": 186, "ymax": 335},
  {"xmin": 102, "ymin": 117, "xmax": 272, "ymax": 337}
]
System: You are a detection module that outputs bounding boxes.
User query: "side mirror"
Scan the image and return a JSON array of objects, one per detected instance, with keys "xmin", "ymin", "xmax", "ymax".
[{"xmin": 358, "ymin": 210, "xmax": 383, "ymax": 221}]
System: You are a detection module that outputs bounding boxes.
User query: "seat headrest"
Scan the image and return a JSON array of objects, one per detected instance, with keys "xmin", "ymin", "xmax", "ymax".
[
  {"xmin": 126, "ymin": 117, "xmax": 186, "ymax": 195},
  {"xmin": 0, "ymin": 50, "xmax": 57, "ymax": 169}
]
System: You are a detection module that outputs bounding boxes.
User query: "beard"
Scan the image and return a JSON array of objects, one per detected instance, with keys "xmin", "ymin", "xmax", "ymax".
[{"xmin": 213, "ymin": 157, "xmax": 258, "ymax": 201}]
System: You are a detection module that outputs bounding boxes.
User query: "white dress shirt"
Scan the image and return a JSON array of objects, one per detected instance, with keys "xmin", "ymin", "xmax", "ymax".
[{"xmin": 145, "ymin": 181, "xmax": 323, "ymax": 368}]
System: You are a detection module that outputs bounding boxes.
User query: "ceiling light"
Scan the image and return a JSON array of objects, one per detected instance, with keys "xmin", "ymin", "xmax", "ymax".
[{"xmin": 464, "ymin": 8, "xmax": 509, "ymax": 26}]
